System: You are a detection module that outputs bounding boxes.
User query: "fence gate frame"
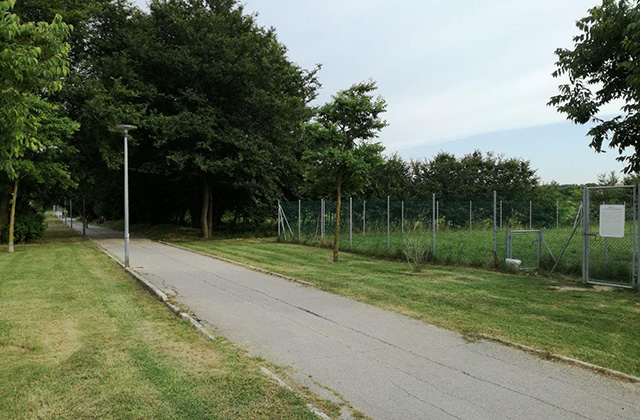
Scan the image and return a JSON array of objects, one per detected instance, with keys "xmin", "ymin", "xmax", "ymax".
[
  {"xmin": 582, "ymin": 184, "xmax": 639, "ymax": 290},
  {"xmin": 506, "ymin": 229, "xmax": 542, "ymax": 270}
]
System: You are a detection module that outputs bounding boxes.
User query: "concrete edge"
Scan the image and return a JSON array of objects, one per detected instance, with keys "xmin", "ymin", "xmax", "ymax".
[
  {"xmin": 477, "ymin": 333, "xmax": 640, "ymax": 383},
  {"xmin": 158, "ymin": 240, "xmax": 316, "ymax": 288},
  {"xmin": 87, "ymin": 237, "xmax": 331, "ymax": 418},
  {"xmin": 259, "ymin": 367, "xmax": 332, "ymax": 420}
]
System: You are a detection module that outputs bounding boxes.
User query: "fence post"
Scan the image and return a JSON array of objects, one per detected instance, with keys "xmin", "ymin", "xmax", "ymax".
[
  {"xmin": 529, "ymin": 200, "xmax": 532, "ymax": 230},
  {"xmin": 321, "ymin": 199, "xmax": 325, "ymax": 238},
  {"xmin": 556, "ymin": 201, "xmax": 559, "ymax": 228},
  {"xmin": 298, "ymin": 200, "xmax": 301, "ymax": 240},
  {"xmin": 493, "ymin": 191, "xmax": 497, "ymax": 266},
  {"xmin": 432, "ymin": 194, "xmax": 436, "ymax": 256},
  {"xmin": 469, "ymin": 200, "xmax": 472, "ymax": 231},
  {"xmin": 401, "ymin": 200, "xmax": 404, "ymax": 234},
  {"xmin": 349, "ymin": 197, "xmax": 353, "ymax": 249},
  {"xmin": 436, "ymin": 200, "xmax": 439, "ymax": 232},
  {"xmin": 363, "ymin": 200, "xmax": 366, "ymax": 235},
  {"xmin": 82, "ymin": 198, "xmax": 86, "ymax": 237},
  {"xmin": 386, "ymin": 196, "xmax": 390, "ymax": 251},
  {"xmin": 70, "ymin": 199, "xmax": 73, "ymax": 229},
  {"xmin": 500, "ymin": 200, "xmax": 503, "ymax": 229},
  {"xmin": 582, "ymin": 186, "xmax": 588, "ymax": 285},
  {"xmin": 277, "ymin": 200, "xmax": 281, "ymax": 238}
]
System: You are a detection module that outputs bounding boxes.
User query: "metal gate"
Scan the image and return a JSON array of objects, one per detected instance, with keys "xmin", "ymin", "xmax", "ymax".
[
  {"xmin": 582, "ymin": 185, "xmax": 639, "ymax": 289},
  {"xmin": 506, "ymin": 229, "xmax": 542, "ymax": 270}
]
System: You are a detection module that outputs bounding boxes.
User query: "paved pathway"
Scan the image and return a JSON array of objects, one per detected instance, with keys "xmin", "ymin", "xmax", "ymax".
[{"xmin": 68, "ymin": 220, "xmax": 639, "ymax": 420}]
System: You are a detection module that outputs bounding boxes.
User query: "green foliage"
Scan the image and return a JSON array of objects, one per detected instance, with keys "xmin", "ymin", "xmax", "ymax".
[
  {"xmin": 0, "ymin": 0, "xmax": 72, "ymax": 176},
  {"xmin": 302, "ymin": 81, "xmax": 387, "ymax": 197},
  {"xmin": 18, "ymin": 0, "xmax": 319, "ymax": 229},
  {"xmin": 549, "ymin": 0, "xmax": 640, "ymax": 173},
  {"xmin": 143, "ymin": 0, "xmax": 316, "ymax": 226},
  {"xmin": 1, "ymin": 207, "xmax": 45, "ymax": 243},
  {"xmin": 13, "ymin": 98, "xmax": 78, "ymax": 186},
  {"xmin": 409, "ymin": 151, "xmax": 539, "ymax": 200},
  {"xmin": 360, "ymin": 150, "xmax": 539, "ymax": 201}
]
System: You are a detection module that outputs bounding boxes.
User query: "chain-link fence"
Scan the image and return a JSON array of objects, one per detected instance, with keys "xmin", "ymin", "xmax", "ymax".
[{"xmin": 278, "ymin": 190, "xmax": 640, "ymax": 288}]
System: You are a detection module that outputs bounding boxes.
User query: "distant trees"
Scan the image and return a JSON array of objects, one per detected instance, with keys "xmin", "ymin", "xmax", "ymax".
[
  {"xmin": 362, "ymin": 151, "xmax": 539, "ymax": 201},
  {"xmin": 550, "ymin": 0, "xmax": 640, "ymax": 173},
  {"xmin": 303, "ymin": 81, "xmax": 387, "ymax": 262}
]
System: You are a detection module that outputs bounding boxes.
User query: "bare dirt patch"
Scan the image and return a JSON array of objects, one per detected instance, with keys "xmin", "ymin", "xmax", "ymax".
[
  {"xmin": 548, "ymin": 285, "xmax": 615, "ymax": 292},
  {"xmin": 0, "ymin": 344, "xmax": 31, "ymax": 354}
]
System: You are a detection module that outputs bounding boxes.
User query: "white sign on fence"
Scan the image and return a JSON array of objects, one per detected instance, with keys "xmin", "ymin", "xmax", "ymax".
[{"xmin": 599, "ymin": 205, "xmax": 625, "ymax": 238}]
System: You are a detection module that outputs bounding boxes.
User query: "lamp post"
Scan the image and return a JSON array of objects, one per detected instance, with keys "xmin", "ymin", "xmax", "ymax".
[{"xmin": 115, "ymin": 124, "xmax": 137, "ymax": 267}]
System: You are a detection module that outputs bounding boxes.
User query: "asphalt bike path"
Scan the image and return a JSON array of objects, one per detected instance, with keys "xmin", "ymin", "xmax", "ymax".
[{"xmin": 67, "ymin": 220, "xmax": 639, "ymax": 420}]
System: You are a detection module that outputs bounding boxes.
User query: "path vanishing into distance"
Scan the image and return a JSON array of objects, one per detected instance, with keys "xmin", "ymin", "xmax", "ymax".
[{"xmin": 69, "ymin": 222, "xmax": 639, "ymax": 420}]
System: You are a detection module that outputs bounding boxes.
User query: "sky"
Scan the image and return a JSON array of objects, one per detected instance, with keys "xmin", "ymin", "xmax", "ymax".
[{"xmin": 132, "ymin": 0, "xmax": 629, "ymax": 184}]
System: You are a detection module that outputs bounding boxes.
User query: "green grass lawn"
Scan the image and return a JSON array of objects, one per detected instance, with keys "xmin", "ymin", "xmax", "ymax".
[
  {"xmin": 288, "ymin": 225, "xmax": 635, "ymax": 284},
  {"xmin": 175, "ymin": 238, "xmax": 640, "ymax": 378},
  {"xmin": 0, "ymin": 220, "xmax": 339, "ymax": 420}
]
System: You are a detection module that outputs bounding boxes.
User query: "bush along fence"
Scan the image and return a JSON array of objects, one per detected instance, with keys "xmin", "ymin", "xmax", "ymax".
[{"xmin": 278, "ymin": 186, "xmax": 640, "ymax": 291}]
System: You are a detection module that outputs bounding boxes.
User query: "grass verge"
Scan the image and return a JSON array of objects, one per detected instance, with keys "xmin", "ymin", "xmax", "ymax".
[
  {"xmin": 0, "ymin": 220, "xmax": 338, "ymax": 419},
  {"xmin": 175, "ymin": 237, "xmax": 640, "ymax": 378}
]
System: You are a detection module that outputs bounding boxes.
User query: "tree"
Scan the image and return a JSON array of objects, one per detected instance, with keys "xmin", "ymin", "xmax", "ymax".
[
  {"xmin": 131, "ymin": 0, "xmax": 318, "ymax": 238},
  {"xmin": 1, "ymin": 0, "xmax": 72, "ymax": 252},
  {"xmin": 549, "ymin": 0, "xmax": 640, "ymax": 173},
  {"xmin": 0, "ymin": 0, "xmax": 71, "ymax": 176},
  {"xmin": 5, "ymin": 98, "xmax": 77, "ymax": 251},
  {"xmin": 303, "ymin": 81, "xmax": 387, "ymax": 262},
  {"xmin": 598, "ymin": 170, "xmax": 620, "ymax": 186}
]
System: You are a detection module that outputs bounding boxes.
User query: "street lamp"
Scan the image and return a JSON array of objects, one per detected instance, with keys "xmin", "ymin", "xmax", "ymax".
[{"xmin": 115, "ymin": 124, "xmax": 137, "ymax": 267}]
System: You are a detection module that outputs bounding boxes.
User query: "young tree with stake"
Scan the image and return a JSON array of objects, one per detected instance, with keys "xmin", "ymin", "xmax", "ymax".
[{"xmin": 303, "ymin": 81, "xmax": 387, "ymax": 262}]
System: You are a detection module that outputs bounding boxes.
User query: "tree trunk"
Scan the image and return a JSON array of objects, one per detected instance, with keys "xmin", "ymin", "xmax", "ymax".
[
  {"xmin": 333, "ymin": 178, "xmax": 342, "ymax": 263},
  {"xmin": 8, "ymin": 179, "xmax": 18, "ymax": 253},
  {"xmin": 0, "ymin": 192, "xmax": 9, "ymax": 236},
  {"xmin": 201, "ymin": 178, "xmax": 210, "ymax": 239},
  {"xmin": 207, "ymin": 186, "xmax": 213, "ymax": 238}
]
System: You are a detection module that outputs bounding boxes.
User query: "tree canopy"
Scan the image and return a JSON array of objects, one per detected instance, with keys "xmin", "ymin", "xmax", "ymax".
[
  {"xmin": 0, "ymin": 0, "xmax": 71, "ymax": 176},
  {"xmin": 550, "ymin": 0, "xmax": 640, "ymax": 173}
]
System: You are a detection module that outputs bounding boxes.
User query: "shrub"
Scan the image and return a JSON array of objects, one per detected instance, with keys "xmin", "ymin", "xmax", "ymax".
[
  {"xmin": 1, "ymin": 212, "xmax": 47, "ymax": 244},
  {"xmin": 403, "ymin": 231, "xmax": 430, "ymax": 272}
]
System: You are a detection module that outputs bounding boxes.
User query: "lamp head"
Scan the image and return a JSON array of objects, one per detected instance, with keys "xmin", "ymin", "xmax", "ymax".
[{"xmin": 115, "ymin": 124, "xmax": 137, "ymax": 133}]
